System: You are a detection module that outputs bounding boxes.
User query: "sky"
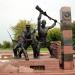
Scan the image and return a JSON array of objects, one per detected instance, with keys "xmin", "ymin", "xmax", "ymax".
[{"xmin": 0, "ymin": 0, "xmax": 75, "ymax": 43}]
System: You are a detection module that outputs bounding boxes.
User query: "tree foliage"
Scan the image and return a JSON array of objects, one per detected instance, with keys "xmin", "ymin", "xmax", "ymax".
[
  {"xmin": 11, "ymin": 19, "xmax": 61, "ymax": 43},
  {"xmin": 2, "ymin": 41, "xmax": 11, "ymax": 49},
  {"xmin": 11, "ymin": 19, "xmax": 64, "ymax": 47},
  {"xmin": 11, "ymin": 20, "xmax": 36, "ymax": 40},
  {"xmin": 0, "ymin": 43, "xmax": 2, "ymax": 48},
  {"xmin": 47, "ymin": 28, "xmax": 61, "ymax": 41}
]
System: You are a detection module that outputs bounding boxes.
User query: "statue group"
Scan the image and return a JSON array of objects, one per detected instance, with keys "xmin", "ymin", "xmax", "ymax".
[{"xmin": 13, "ymin": 6, "xmax": 57, "ymax": 60}]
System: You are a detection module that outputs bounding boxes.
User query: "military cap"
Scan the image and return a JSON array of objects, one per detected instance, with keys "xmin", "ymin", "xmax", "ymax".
[
  {"xmin": 26, "ymin": 24, "xmax": 30, "ymax": 27},
  {"xmin": 41, "ymin": 20, "xmax": 46, "ymax": 24}
]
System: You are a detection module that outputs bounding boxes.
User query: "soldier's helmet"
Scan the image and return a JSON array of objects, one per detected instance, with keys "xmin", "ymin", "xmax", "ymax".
[
  {"xmin": 26, "ymin": 24, "xmax": 30, "ymax": 28},
  {"xmin": 41, "ymin": 19, "xmax": 46, "ymax": 25}
]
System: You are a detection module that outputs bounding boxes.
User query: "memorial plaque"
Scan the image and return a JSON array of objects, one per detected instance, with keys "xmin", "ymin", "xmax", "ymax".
[{"xmin": 30, "ymin": 65, "xmax": 45, "ymax": 70}]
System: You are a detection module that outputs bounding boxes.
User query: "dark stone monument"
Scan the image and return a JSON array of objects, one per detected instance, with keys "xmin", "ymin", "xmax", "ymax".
[
  {"xmin": 60, "ymin": 7, "xmax": 74, "ymax": 70},
  {"xmin": 36, "ymin": 5, "xmax": 57, "ymax": 57}
]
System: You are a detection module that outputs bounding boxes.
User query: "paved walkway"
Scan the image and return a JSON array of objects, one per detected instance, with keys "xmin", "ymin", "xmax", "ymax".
[{"xmin": 0, "ymin": 51, "xmax": 75, "ymax": 75}]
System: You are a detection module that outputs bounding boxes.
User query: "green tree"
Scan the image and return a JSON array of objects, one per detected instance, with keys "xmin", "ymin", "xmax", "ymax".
[
  {"xmin": 2, "ymin": 41, "xmax": 11, "ymax": 49},
  {"xmin": 47, "ymin": 28, "xmax": 61, "ymax": 41},
  {"xmin": 11, "ymin": 20, "xmax": 36, "ymax": 40},
  {"xmin": 0, "ymin": 43, "xmax": 2, "ymax": 48}
]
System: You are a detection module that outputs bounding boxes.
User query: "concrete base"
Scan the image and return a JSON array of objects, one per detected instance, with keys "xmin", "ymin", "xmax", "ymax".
[{"xmin": 0, "ymin": 54, "xmax": 75, "ymax": 75}]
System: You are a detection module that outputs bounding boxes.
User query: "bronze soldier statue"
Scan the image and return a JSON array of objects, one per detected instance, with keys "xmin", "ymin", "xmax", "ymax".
[
  {"xmin": 13, "ymin": 25, "xmax": 30, "ymax": 60},
  {"xmin": 37, "ymin": 12, "xmax": 57, "ymax": 57},
  {"xmin": 18, "ymin": 24, "xmax": 39, "ymax": 59}
]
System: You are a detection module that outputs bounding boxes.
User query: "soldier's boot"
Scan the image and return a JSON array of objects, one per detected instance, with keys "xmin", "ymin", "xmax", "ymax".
[
  {"xmin": 33, "ymin": 50, "xmax": 38, "ymax": 58},
  {"xmin": 23, "ymin": 50, "xmax": 29, "ymax": 61},
  {"xmin": 34, "ymin": 52, "xmax": 40, "ymax": 59},
  {"xmin": 34, "ymin": 53, "xmax": 37, "ymax": 58},
  {"xmin": 13, "ymin": 49, "xmax": 18, "ymax": 58},
  {"xmin": 36, "ymin": 49, "xmax": 40, "ymax": 59},
  {"xmin": 18, "ymin": 49, "xmax": 23, "ymax": 58}
]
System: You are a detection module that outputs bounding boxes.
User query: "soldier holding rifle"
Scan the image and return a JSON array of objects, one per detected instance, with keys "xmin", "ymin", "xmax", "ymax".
[
  {"xmin": 36, "ymin": 5, "xmax": 57, "ymax": 57},
  {"xmin": 13, "ymin": 25, "xmax": 29, "ymax": 60},
  {"xmin": 18, "ymin": 24, "xmax": 39, "ymax": 59}
]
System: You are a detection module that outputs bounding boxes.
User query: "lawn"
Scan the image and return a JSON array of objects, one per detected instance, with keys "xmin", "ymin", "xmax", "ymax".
[{"xmin": 0, "ymin": 48, "xmax": 48, "ymax": 53}]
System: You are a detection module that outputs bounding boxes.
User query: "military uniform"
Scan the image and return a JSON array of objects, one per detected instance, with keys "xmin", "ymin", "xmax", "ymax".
[
  {"xmin": 13, "ymin": 25, "xmax": 31, "ymax": 60},
  {"xmin": 13, "ymin": 34, "xmax": 29, "ymax": 60},
  {"xmin": 37, "ymin": 13, "xmax": 57, "ymax": 57},
  {"xmin": 19, "ymin": 25, "xmax": 39, "ymax": 58}
]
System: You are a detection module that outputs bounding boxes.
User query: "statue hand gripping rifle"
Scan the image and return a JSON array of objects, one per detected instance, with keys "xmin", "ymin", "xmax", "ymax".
[{"xmin": 35, "ymin": 5, "xmax": 58, "ymax": 57}]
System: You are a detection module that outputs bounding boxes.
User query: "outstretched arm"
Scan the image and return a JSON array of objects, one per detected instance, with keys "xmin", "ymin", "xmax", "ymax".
[
  {"xmin": 37, "ymin": 12, "xmax": 42, "ymax": 33},
  {"xmin": 48, "ymin": 20, "xmax": 57, "ymax": 30}
]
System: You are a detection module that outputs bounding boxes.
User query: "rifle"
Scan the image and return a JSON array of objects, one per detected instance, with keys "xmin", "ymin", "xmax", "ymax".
[
  {"xmin": 35, "ymin": 5, "xmax": 60, "ymax": 24},
  {"xmin": 7, "ymin": 30, "xmax": 17, "ymax": 42}
]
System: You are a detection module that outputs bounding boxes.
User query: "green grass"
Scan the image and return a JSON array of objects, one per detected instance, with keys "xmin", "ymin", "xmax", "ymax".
[
  {"xmin": 40, "ymin": 48, "xmax": 48, "ymax": 52},
  {"xmin": 28, "ymin": 47, "xmax": 48, "ymax": 53},
  {"xmin": 0, "ymin": 47, "xmax": 48, "ymax": 53},
  {"xmin": 0, "ymin": 48, "xmax": 12, "ymax": 52}
]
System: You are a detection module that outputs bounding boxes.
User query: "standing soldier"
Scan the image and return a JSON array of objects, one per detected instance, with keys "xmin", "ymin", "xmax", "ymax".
[{"xmin": 37, "ymin": 12, "xmax": 57, "ymax": 57}]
